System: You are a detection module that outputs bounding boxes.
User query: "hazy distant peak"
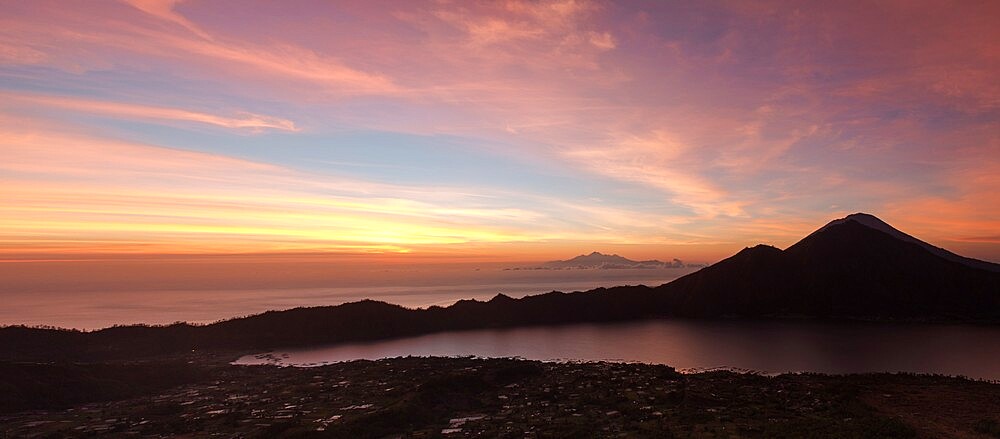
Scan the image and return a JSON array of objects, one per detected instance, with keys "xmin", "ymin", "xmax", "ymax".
[
  {"xmin": 544, "ymin": 252, "xmax": 687, "ymax": 269},
  {"xmin": 562, "ymin": 252, "xmax": 631, "ymax": 263}
]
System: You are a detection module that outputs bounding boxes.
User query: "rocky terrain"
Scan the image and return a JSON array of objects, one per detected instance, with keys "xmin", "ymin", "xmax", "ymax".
[{"xmin": 2, "ymin": 356, "xmax": 999, "ymax": 438}]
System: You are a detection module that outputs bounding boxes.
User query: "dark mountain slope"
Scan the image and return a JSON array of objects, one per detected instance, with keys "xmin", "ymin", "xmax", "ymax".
[
  {"xmin": 0, "ymin": 288, "xmax": 661, "ymax": 361},
  {"xmin": 812, "ymin": 213, "xmax": 1000, "ymax": 273},
  {"xmin": 656, "ymin": 217, "xmax": 1000, "ymax": 319},
  {"xmin": 784, "ymin": 219, "xmax": 999, "ymax": 317},
  {"xmin": 651, "ymin": 245, "xmax": 793, "ymax": 316}
]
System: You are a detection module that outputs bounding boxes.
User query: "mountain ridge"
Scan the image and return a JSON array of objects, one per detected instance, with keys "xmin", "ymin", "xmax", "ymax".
[{"xmin": 3, "ymin": 213, "xmax": 999, "ymax": 361}]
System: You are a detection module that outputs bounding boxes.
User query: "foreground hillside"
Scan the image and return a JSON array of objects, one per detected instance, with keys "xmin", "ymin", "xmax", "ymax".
[{"xmin": 2, "ymin": 356, "xmax": 998, "ymax": 438}]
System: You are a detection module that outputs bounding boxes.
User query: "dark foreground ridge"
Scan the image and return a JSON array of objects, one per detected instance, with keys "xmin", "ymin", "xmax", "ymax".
[
  {"xmin": 2, "ymin": 213, "xmax": 1000, "ymax": 361},
  {"xmin": 3, "ymin": 356, "xmax": 1000, "ymax": 438}
]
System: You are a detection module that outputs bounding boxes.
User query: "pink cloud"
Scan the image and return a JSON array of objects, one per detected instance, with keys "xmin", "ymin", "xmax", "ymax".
[
  {"xmin": 1, "ymin": 0, "xmax": 998, "ymax": 259},
  {"xmin": 0, "ymin": 1, "xmax": 400, "ymax": 95},
  {"xmin": 3, "ymin": 92, "xmax": 298, "ymax": 132}
]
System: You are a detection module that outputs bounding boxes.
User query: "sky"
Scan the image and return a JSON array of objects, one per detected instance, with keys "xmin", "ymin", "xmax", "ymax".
[{"xmin": 2, "ymin": 0, "xmax": 999, "ymax": 269}]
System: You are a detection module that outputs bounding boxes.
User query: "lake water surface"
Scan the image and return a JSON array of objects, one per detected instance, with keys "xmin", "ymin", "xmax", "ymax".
[{"xmin": 236, "ymin": 319, "xmax": 1000, "ymax": 380}]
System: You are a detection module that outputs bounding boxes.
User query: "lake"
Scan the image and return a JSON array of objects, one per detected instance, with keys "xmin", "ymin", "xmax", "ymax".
[{"xmin": 235, "ymin": 319, "xmax": 1000, "ymax": 380}]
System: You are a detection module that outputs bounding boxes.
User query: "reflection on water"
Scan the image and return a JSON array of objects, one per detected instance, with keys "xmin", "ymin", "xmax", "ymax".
[{"xmin": 236, "ymin": 319, "xmax": 1000, "ymax": 380}]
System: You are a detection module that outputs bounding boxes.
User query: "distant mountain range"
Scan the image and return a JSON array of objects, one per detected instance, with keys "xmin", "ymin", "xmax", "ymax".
[
  {"xmin": 3, "ymin": 213, "xmax": 999, "ymax": 361},
  {"xmin": 543, "ymin": 252, "xmax": 689, "ymax": 269},
  {"xmin": 503, "ymin": 252, "xmax": 698, "ymax": 270}
]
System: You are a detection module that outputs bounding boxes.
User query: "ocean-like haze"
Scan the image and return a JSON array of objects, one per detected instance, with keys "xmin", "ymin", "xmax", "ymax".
[{"xmin": 1, "ymin": 262, "xmax": 696, "ymax": 330}]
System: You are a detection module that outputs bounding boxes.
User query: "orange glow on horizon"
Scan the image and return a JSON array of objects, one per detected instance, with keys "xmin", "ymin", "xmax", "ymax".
[{"xmin": 1, "ymin": 0, "xmax": 998, "ymax": 270}]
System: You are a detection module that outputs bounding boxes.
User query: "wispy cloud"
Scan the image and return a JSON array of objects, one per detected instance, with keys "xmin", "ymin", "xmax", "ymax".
[
  {"xmin": 1, "ymin": 0, "xmax": 998, "ymax": 260},
  {"xmin": 0, "ymin": 113, "xmax": 676, "ymax": 255},
  {"xmin": 0, "ymin": 0, "xmax": 400, "ymax": 95},
  {"xmin": 3, "ymin": 92, "xmax": 298, "ymax": 132}
]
